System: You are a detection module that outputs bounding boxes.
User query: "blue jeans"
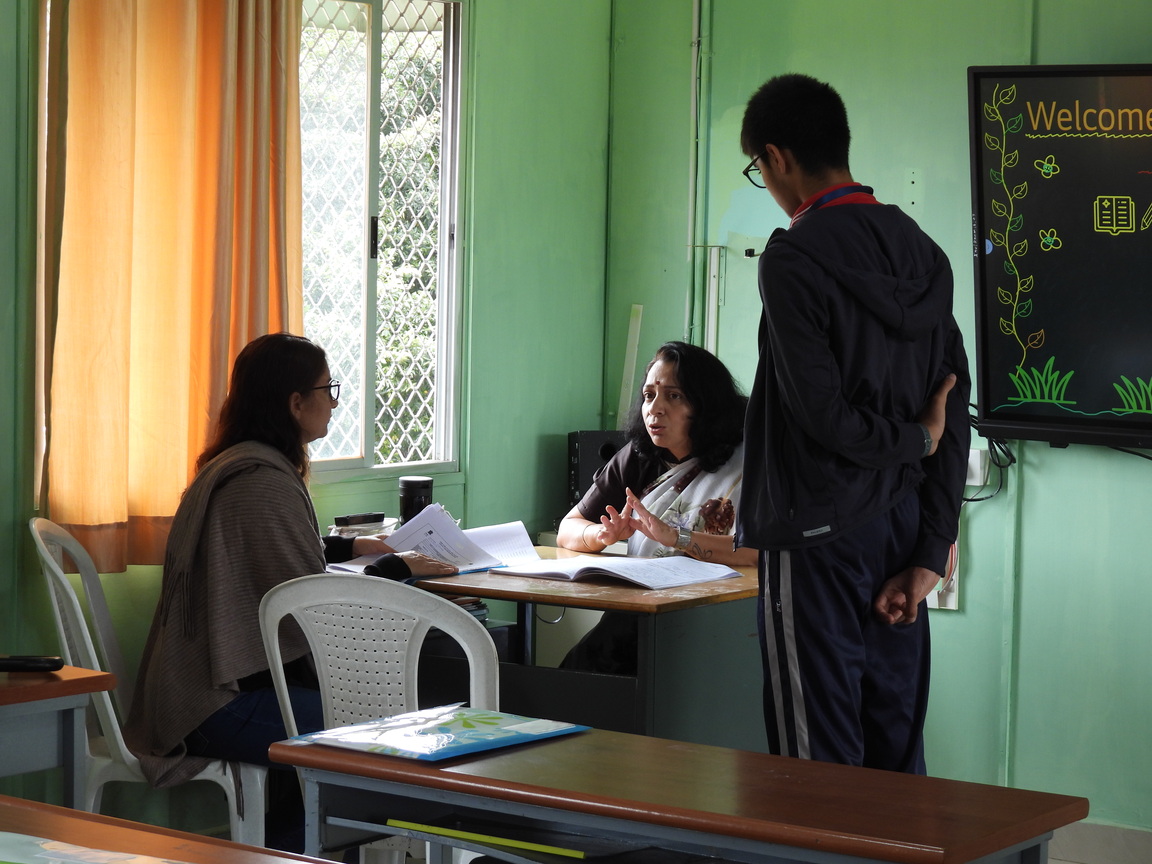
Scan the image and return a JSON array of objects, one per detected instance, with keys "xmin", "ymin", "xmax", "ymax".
[
  {"xmin": 185, "ymin": 686, "xmax": 324, "ymax": 765},
  {"xmin": 185, "ymin": 686, "xmax": 324, "ymax": 852}
]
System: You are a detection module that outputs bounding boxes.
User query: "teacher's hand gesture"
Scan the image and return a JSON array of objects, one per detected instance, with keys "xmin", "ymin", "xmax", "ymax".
[
  {"xmin": 624, "ymin": 488, "xmax": 678, "ymax": 549},
  {"xmin": 594, "ymin": 502, "xmax": 637, "ymax": 548}
]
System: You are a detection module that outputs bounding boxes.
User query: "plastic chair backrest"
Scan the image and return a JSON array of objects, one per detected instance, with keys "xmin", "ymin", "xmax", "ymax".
[
  {"xmin": 259, "ymin": 572, "xmax": 500, "ymax": 737},
  {"xmin": 27, "ymin": 517, "xmax": 139, "ymax": 769}
]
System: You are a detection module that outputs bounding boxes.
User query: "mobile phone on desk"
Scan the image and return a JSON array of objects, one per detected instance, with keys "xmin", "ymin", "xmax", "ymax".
[{"xmin": 0, "ymin": 655, "xmax": 65, "ymax": 672}]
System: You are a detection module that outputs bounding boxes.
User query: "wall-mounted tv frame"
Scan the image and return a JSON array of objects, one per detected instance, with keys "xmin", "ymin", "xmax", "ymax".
[{"xmin": 970, "ymin": 64, "xmax": 1152, "ymax": 449}]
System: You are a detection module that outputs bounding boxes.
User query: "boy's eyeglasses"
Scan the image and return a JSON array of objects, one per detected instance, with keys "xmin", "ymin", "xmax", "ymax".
[{"xmin": 742, "ymin": 155, "xmax": 766, "ymax": 189}]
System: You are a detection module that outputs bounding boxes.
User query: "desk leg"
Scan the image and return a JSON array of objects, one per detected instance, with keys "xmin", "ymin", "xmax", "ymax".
[
  {"xmin": 519, "ymin": 602, "xmax": 535, "ymax": 666},
  {"xmin": 62, "ymin": 704, "xmax": 86, "ymax": 809},
  {"xmin": 1021, "ymin": 836, "xmax": 1049, "ymax": 864},
  {"xmin": 635, "ymin": 614, "xmax": 655, "ymax": 735},
  {"xmin": 303, "ymin": 776, "xmax": 322, "ymax": 858}
]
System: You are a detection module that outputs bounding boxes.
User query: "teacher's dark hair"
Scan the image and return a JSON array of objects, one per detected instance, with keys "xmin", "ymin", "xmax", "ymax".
[
  {"xmin": 198, "ymin": 332, "xmax": 329, "ymax": 475},
  {"xmin": 625, "ymin": 341, "xmax": 747, "ymax": 473}
]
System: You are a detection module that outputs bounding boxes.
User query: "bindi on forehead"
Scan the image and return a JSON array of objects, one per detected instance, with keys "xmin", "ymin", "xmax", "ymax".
[{"xmin": 645, "ymin": 360, "xmax": 680, "ymax": 388}]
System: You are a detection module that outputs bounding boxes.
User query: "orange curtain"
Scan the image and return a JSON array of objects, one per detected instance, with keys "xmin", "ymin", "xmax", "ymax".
[{"xmin": 39, "ymin": 0, "xmax": 303, "ymax": 571}]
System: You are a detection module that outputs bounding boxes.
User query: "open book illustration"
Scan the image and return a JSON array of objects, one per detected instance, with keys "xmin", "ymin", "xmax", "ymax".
[
  {"xmin": 499, "ymin": 555, "xmax": 739, "ymax": 589},
  {"xmin": 292, "ymin": 703, "xmax": 588, "ymax": 761},
  {"xmin": 329, "ymin": 505, "xmax": 541, "ymax": 575}
]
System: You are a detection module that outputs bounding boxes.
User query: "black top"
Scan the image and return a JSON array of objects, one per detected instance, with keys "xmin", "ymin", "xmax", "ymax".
[
  {"xmin": 576, "ymin": 444, "xmax": 666, "ymax": 521},
  {"xmin": 737, "ymin": 201, "xmax": 970, "ymax": 575}
]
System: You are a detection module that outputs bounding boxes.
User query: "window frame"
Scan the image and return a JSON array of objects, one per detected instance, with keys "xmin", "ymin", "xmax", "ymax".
[{"xmin": 305, "ymin": 0, "xmax": 464, "ymax": 482}]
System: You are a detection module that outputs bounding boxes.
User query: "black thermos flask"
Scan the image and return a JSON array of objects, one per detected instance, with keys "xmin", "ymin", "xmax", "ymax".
[{"xmin": 398, "ymin": 475, "xmax": 433, "ymax": 525}]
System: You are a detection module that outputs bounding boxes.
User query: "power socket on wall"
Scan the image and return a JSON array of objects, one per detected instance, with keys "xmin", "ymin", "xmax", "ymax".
[
  {"xmin": 929, "ymin": 449, "xmax": 992, "ymax": 614},
  {"xmin": 966, "ymin": 448, "xmax": 989, "ymax": 486}
]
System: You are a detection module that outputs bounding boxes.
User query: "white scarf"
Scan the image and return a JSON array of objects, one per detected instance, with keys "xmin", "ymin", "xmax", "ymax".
[{"xmin": 627, "ymin": 443, "xmax": 744, "ymax": 558}]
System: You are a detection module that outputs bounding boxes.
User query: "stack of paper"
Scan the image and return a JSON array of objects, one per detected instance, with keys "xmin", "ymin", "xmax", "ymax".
[{"xmin": 329, "ymin": 504, "xmax": 540, "ymax": 574}]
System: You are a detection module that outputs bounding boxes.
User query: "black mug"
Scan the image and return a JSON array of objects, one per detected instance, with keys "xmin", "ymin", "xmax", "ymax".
[{"xmin": 398, "ymin": 476, "xmax": 433, "ymax": 525}]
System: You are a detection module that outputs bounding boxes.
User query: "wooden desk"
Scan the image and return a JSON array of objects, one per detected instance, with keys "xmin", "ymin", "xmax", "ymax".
[
  {"xmin": 417, "ymin": 549, "xmax": 763, "ymax": 750},
  {"xmin": 270, "ymin": 728, "xmax": 1089, "ymax": 864},
  {"xmin": 0, "ymin": 666, "xmax": 116, "ymax": 807},
  {"xmin": 421, "ymin": 547, "xmax": 758, "ymax": 614},
  {"xmin": 0, "ymin": 793, "xmax": 317, "ymax": 864}
]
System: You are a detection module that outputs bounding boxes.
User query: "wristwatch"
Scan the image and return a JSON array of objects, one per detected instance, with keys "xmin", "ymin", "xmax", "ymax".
[
  {"xmin": 917, "ymin": 422, "xmax": 933, "ymax": 458},
  {"xmin": 675, "ymin": 527, "xmax": 692, "ymax": 551}
]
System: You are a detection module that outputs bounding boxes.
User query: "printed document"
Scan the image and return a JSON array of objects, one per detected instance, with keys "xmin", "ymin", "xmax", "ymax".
[{"xmin": 328, "ymin": 504, "xmax": 540, "ymax": 574}]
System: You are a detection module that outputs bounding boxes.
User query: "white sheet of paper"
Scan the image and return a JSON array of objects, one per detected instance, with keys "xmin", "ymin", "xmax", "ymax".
[
  {"xmin": 380, "ymin": 504, "xmax": 502, "ymax": 572},
  {"xmin": 461, "ymin": 521, "xmax": 540, "ymax": 567},
  {"xmin": 327, "ymin": 505, "xmax": 532, "ymax": 574}
]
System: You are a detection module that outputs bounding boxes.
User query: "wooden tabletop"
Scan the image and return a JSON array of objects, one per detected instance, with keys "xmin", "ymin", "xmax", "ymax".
[
  {"xmin": 270, "ymin": 729, "xmax": 1088, "ymax": 864},
  {"xmin": 0, "ymin": 666, "xmax": 116, "ymax": 707},
  {"xmin": 417, "ymin": 546, "xmax": 758, "ymax": 613},
  {"xmin": 0, "ymin": 794, "xmax": 319, "ymax": 864}
]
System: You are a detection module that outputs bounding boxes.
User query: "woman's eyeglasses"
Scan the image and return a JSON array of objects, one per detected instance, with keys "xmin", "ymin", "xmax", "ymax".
[{"xmin": 309, "ymin": 380, "xmax": 341, "ymax": 402}]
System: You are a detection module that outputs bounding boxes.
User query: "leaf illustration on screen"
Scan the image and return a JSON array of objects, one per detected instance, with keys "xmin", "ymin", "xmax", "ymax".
[{"xmin": 984, "ymin": 81, "xmax": 1054, "ymax": 393}]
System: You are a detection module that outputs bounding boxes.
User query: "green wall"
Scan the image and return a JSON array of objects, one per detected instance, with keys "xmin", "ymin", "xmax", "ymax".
[
  {"xmin": 457, "ymin": 0, "xmax": 611, "ymax": 532},
  {"xmin": 602, "ymin": 0, "xmax": 698, "ymax": 411},
  {"xmin": 4, "ymin": 0, "xmax": 1152, "ymax": 838},
  {"xmin": 603, "ymin": 0, "xmax": 1152, "ymax": 832}
]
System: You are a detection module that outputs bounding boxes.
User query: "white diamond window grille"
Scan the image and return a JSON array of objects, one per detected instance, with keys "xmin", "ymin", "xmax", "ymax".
[{"xmin": 300, "ymin": 0, "xmax": 454, "ymax": 466}]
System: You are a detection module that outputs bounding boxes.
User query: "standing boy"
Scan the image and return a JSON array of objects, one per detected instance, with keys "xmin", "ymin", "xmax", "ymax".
[{"xmin": 735, "ymin": 74, "xmax": 970, "ymax": 773}]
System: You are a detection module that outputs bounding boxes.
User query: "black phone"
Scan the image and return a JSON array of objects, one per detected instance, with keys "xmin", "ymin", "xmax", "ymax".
[{"xmin": 0, "ymin": 655, "xmax": 65, "ymax": 672}]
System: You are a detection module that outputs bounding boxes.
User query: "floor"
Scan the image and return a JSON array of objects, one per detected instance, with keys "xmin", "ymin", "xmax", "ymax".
[{"xmin": 1048, "ymin": 822, "xmax": 1152, "ymax": 864}]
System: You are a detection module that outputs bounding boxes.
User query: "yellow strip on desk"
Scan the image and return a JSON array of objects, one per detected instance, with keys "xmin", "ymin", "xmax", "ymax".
[{"xmin": 385, "ymin": 819, "xmax": 586, "ymax": 859}]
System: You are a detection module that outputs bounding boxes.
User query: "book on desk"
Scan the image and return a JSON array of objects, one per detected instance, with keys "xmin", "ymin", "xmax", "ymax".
[
  {"xmin": 291, "ymin": 703, "xmax": 588, "ymax": 761},
  {"xmin": 497, "ymin": 554, "xmax": 738, "ymax": 589}
]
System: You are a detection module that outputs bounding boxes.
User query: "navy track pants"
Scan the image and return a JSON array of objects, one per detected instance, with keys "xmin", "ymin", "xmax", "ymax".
[{"xmin": 756, "ymin": 493, "xmax": 931, "ymax": 774}]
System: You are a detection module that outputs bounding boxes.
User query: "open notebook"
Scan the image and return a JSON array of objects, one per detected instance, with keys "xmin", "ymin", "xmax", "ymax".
[{"xmin": 498, "ymin": 554, "xmax": 739, "ymax": 589}]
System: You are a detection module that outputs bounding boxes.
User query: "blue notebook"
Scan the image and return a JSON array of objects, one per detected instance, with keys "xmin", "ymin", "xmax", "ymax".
[{"xmin": 293, "ymin": 703, "xmax": 589, "ymax": 761}]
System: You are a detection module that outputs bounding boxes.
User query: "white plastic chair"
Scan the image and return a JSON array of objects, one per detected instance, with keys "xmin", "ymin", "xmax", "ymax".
[
  {"xmin": 28, "ymin": 517, "xmax": 267, "ymax": 845},
  {"xmin": 259, "ymin": 571, "xmax": 499, "ymax": 735},
  {"xmin": 259, "ymin": 572, "xmax": 500, "ymax": 863}
]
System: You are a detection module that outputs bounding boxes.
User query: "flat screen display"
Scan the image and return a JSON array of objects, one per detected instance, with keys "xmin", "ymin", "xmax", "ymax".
[{"xmin": 969, "ymin": 64, "xmax": 1152, "ymax": 448}]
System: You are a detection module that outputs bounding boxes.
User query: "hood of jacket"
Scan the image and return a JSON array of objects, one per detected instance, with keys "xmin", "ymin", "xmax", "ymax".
[{"xmin": 771, "ymin": 203, "xmax": 953, "ymax": 341}]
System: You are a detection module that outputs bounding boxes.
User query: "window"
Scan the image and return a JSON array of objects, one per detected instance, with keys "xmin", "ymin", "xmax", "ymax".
[{"xmin": 299, "ymin": 0, "xmax": 460, "ymax": 470}]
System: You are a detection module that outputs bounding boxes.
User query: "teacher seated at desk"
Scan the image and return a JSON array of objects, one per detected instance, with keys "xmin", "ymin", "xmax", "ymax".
[
  {"xmin": 124, "ymin": 332, "xmax": 454, "ymax": 850},
  {"xmin": 556, "ymin": 341, "xmax": 756, "ymax": 672}
]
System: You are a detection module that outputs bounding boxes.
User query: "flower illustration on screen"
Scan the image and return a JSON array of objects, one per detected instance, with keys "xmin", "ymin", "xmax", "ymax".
[
  {"xmin": 1034, "ymin": 154, "xmax": 1060, "ymax": 178},
  {"xmin": 1038, "ymin": 228, "xmax": 1062, "ymax": 251}
]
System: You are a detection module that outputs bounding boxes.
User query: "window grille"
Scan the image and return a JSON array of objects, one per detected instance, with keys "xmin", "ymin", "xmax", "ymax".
[{"xmin": 300, "ymin": 0, "xmax": 458, "ymax": 467}]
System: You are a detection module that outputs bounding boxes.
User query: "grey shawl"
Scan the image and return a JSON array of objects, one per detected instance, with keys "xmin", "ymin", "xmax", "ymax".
[{"xmin": 124, "ymin": 441, "xmax": 327, "ymax": 788}]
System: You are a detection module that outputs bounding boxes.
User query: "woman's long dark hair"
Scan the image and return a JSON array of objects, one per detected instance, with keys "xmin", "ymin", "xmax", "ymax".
[
  {"xmin": 197, "ymin": 333, "xmax": 329, "ymax": 474},
  {"xmin": 624, "ymin": 341, "xmax": 747, "ymax": 472}
]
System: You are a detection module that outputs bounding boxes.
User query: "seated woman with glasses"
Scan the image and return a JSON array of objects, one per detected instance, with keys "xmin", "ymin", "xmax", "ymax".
[
  {"xmin": 125, "ymin": 332, "xmax": 455, "ymax": 850},
  {"xmin": 556, "ymin": 341, "xmax": 756, "ymax": 673}
]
